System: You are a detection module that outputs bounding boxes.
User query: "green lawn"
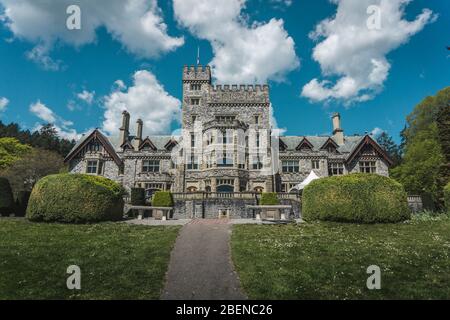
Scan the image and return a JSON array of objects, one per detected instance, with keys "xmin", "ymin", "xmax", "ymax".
[
  {"xmin": 0, "ymin": 219, "xmax": 180, "ymax": 299},
  {"xmin": 231, "ymin": 218, "xmax": 450, "ymax": 299}
]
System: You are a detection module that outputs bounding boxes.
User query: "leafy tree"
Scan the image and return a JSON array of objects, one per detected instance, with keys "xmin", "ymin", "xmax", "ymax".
[
  {"xmin": 391, "ymin": 87, "xmax": 449, "ymax": 207},
  {"xmin": 435, "ymin": 90, "xmax": 450, "ymax": 205},
  {"xmin": 0, "ymin": 138, "xmax": 32, "ymax": 170},
  {"xmin": 376, "ymin": 132, "xmax": 402, "ymax": 167},
  {"xmin": 0, "ymin": 121, "xmax": 75, "ymax": 157},
  {"xmin": 0, "ymin": 148, "xmax": 65, "ymax": 193}
]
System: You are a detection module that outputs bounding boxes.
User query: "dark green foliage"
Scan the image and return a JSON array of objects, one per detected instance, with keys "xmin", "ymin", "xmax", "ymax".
[
  {"xmin": 445, "ymin": 183, "xmax": 450, "ymax": 213},
  {"xmin": 152, "ymin": 191, "xmax": 173, "ymax": 207},
  {"xmin": 0, "ymin": 121, "xmax": 75, "ymax": 157},
  {"xmin": 26, "ymin": 174, "xmax": 125, "ymax": 223},
  {"xmin": 436, "ymin": 91, "xmax": 450, "ymax": 162},
  {"xmin": 130, "ymin": 188, "xmax": 146, "ymax": 206},
  {"xmin": 1, "ymin": 148, "xmax": 65, "ymax": 193},
  {"xmin": 391, "ymin": 87, "xmax": 449, "ymax": 208},
  {"xmin": 260, "ymin": 192, "xmax": 280, "ymax": 205},
  {"xmin": 0, "ymin": 177, "xmax": 14, "ymax": 215},
  {"xmin": 303, "ymin": 173, "xmax": 410, "ymax": 223},
  {"xmin": 376, "ymin": 132, "xmax": 402, "ymax": 166},
  {"xmin": 15, "ymin": 191, "xmax": 31, "ymax": 217}
]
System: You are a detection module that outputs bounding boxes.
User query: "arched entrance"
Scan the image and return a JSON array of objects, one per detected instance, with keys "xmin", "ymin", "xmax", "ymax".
[
  {"xmin": 187, "ymin": 186, "xmax": 198, "ymax": 192},
  {"xmin": 217, "ymin": 185, "xmax": 234, "ymax": 193},
  {"xmin": 253, "ymin": 186, "xmax": 264, "ymax": 193}
]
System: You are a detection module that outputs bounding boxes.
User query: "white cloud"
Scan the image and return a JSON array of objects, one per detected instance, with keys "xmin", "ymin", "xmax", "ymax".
[
  {"xmin": 269, "ymin": 104, "xmax": 286, "ymax": 136},
  {"xmin": 102, "ymin": 70, "xmax": 181, "ymax": 137},
  {"xmin": 370, "ymin": 127, "xmax": 384, "ymax": 137},
  {"xmin": 29, "ymin": 100, "xmax": 57, "ymax": 123},
  {"xmin": 302, "ymin": 0, "xmax": 437, "ymax": 103},
  {"xmin": 0, "ymin": 0, "xmax": 184, "ymax": 69},
  {"xmin": 29, "ymin": 100, "xmax": 80, "ymax": 140},
  {"xmin": 173, "ymin": 0, "xmax": 299, "ymax": 84},
  {"xmin": 0, "ymin": 97, "xmax": 9, "ymax": 111},
  {"xmin": 77, "ymin": 90, "xmax": 95, "ymax": 105}
]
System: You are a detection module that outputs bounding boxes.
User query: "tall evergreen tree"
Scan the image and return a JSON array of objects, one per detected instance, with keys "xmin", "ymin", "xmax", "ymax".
[
  {"xmin": 0, "ymin": 121, "xmax": 75, "ymax": 157},
  {"xmin": 376, "ymin": 132, "xmax": 402, "ymax": 167}
]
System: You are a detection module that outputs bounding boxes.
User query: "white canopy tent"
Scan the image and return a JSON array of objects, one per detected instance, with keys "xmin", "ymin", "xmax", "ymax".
[{"xmin": 289, "ymin": 170, "xmax": 321, "ymax": 192}]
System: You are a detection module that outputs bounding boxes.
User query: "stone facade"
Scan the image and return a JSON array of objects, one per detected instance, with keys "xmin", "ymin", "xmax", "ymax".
[{"xmin": 65, "ymin": 65, "xmax": 393, "ymax": 218}]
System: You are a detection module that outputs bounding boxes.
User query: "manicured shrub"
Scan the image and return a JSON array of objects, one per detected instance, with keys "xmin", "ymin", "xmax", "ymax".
[
  {"xmin": 152, "ymin": 191, "xmax": 173, "ymax": 207},
  {"xmin": 0, "ymin": 177, "xmax": 14, "ymax": 216},
  {"xmin": 260, "ymin": 192, "xmax": 280, "ymax": 205},
  {"xmin": 131, "ymin": 188, "xmax": 146, "ymax": 206},
  {"xmin": 26, "ymin": 174, "xmax": 126, "ymax": 223},
  {"xmin": 15, "ymin": 191, "xmax": 31, "ymax": 217},
  {"xmin": 303, "ymin": 173, "xmax": 410, "ymax": 223},
  {"xmin": 444, "ymin": 182, "xmax": 450, "ymax": 213}
]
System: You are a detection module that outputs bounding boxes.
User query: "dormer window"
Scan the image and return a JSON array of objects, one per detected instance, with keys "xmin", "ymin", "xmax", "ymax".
[{"xmin": 191, "ymin": 98, "xmax": 200, "ymax": 105}]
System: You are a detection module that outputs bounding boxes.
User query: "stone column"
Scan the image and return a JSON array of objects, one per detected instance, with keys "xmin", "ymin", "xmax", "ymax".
[{"xmin": 234, "ymin": 178, "xmax": 239, "ymax": 192}]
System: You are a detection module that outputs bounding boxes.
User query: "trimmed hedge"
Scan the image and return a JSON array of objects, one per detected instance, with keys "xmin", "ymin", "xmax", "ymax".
[
  {"xmin": 0, "ymin": 177, "xmax": 14, "ymax": 216},
  {"xmin": 26, "ymin": 174, "xmax": 126, "ymax": 223},
  {"xmin": 303, "ymin": 173, "xmax": 410, "ymax": 223},
  {"xmin": 445, "ymin": 182, "xmax": 450, "ymax": 213},
  {"xmin": 152, "ymin": 191, "xmax": 173, "ymax": 207},
  {"xmin": 260, "ymin": 192, "xmax": 280, "ymax": 205},
  {"xmin": 15, "ymin": 191, "xmax": 31, "ymax": 217},
  {"xmin": 131, "ymin": 188, "xmax": 146, "ymax": 206}
]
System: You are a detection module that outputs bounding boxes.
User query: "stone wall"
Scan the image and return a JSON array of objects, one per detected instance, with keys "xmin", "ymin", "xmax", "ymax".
[{"xmin": 173, "ymin": 197, "xmax": 301, "ymax": 219}]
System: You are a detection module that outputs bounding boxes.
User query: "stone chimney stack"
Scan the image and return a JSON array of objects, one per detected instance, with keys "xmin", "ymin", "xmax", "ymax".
[
  {"xmin": 332, "ymin": 112, "xmax": 344, "ymax": 145},
  {"xmin": 119, "ymin": 110, "xmax": 130, "ymax": 146},
  {"xmin": 133, "ymin": 119, "xmax": 143, "ymax": 150}
]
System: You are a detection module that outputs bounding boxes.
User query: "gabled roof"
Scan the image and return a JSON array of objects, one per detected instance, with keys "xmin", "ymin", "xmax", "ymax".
[
  {"xmin": 120, "ymin": 140, "xmax": 134, "ymax": 150},
  {"xmin": 346, "ymin": 135, "xmax": 393, "ymax": 166},
  {"xmin": 64, "ymin": 129, "xmax": 122, "ymax": 166},
  {"xmin": 320, "ymin": 137, "xmax": 340, "ymax": 152},
  {"xmin": 164, "ymin": 138, "xmax": 178, "ymax": 151},
  {"xmin": 296, "ymin": 137, "xmax": 314, "ymax": 150},
  {"xmin": 139, "ymin": 137, "xmax": 157, "ymax": 151}
]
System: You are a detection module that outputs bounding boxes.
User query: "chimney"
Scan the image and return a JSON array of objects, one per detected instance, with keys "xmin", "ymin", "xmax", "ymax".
[
  {"xmin": 119, "ymin": 110, "xmax": 130, "ymax": 146},
  {"xmin": 332, "ymin": 112, "xmax": 344, "ymax": 145},
  {"xmin": 132, "ymin": 119, "xmax": 143, "ymax": 150}
]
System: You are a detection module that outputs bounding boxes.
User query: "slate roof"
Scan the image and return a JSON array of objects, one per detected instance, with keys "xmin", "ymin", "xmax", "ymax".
[{"xmin": 279, "ymin": 135, "xmax": 365, "ymax": 153}]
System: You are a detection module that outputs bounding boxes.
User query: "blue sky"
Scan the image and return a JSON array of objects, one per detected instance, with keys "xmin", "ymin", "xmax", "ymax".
[{"xmin": 0, "ymin": 0, "xmax": 448, "ymax": 142}]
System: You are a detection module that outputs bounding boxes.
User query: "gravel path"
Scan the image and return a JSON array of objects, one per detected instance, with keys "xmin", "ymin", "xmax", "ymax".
[{"xmin": 161, "ymin": 220, "xmax": 246, "ymax": 300}]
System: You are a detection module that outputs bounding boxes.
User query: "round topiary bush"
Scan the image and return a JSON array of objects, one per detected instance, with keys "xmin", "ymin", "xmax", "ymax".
[
  {"xmin": 302, "ymin": 173, "xmax": 410, "ymax": 223},
  {"xmin": 260, "ymin": 192, "xmax": 280, "ymax": 205},
  {"xmin": 152, "ymin": 191, "xmax": 173, "ymax": 207},
  {"xmin": 26, "ymin": 174, "xmax": 126, "ymax": 223},
  {"xmin": 444, "ymin": 182, "xmax": 450, "ymax": 214},
  {"xmin": 0, "ymin": 177, "xmax": 14, "ymax": 216}
]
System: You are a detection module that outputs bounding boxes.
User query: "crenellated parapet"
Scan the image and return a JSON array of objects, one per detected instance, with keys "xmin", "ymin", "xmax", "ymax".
[
  {"xmin": 209, "ymin": 84, "xmax": 270, "ymax": 104},
  {"xmin": 183, "ymin": 65, "xmax": 211, "ymax": 83}
]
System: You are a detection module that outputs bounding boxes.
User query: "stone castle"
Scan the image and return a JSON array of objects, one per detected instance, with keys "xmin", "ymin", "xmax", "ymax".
[{"xmin": 65, "ymin": 65, "xmax": 392, "ymax": 217}]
